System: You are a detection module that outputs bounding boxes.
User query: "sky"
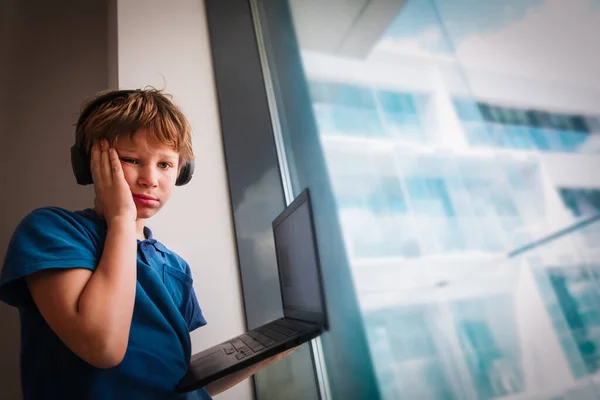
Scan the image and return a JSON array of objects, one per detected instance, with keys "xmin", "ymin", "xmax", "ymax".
[
  {"xmin": 378, "ymin": 0, "xmax": 600, "ymax": 91},
  {"xmin": 384, "ymin": 0, "xmax": 544, "ymax": 53}
]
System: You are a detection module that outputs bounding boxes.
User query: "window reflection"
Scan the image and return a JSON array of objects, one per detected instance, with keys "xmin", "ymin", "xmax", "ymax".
[
  {"xmin": 282, "ymin": 0, "xmax": 600, "ymax": 398},
  {"xmin": 453, "ymin": 98, "xmax": 593, "ymax": 152},
  {"xmin": 535, "ymin": 266, "xmax": 600, "ymax": 378},
  {"xmin": 560, "ymin": 189, "xmax": 600, "ymax": 218}
]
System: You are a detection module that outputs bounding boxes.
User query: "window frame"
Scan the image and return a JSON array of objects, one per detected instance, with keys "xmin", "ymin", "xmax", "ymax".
[{"xmin": 204, "ymin": 0, "xmax": 380, "ymax": 399}]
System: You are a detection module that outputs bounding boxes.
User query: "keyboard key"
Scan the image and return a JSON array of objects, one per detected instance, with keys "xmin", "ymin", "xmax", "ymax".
[
  {"xmin": 277, "ymin": 319, "xmax": 309, "ymax": 333},
  {"xmin": 240, "ymin": 335, "xmax": 265, "ymax": 352},
  {"xmin": 257, "ymin": 327, "xmax": 287, "ymax": 342},
  {"xmin": 231, "ymin": 338, "xmax": 246, "ymax": 351},
  {"xmin": 232, "ymin": 339, "xmax": 252, "ymax": 353},
  {"xmin": 268, "ymin": 324, "xmax": 296, "ymax": 336},
  {"xmin": 236, "ymin": 354, "xmax": 246, "ymax": 360},
  {"xmin": 265, "ymin": 325, "xmax": 289, "ymax": 336},
  {"xmin": 252, "ymin": 333, "xmax": 270, "ymax": 344},
  {"xmin": 223, "ymin": 343, "xmax": 235, "ymax": 355},
  {"xmin": 248, "ymin": 331, "xmax": 276, "ymax": 347},
  {"xmin": 260, "ymin": 338, "xmax": 275, "ymax": 346}
]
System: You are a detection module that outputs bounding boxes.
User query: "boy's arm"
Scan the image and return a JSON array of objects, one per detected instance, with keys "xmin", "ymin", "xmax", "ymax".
[
  {"xmin": 26, "ymin": 140, "xmax": 138, "ymax": 369},
  {"xmin": 26, "ymin": 218, "xmax": 137, "ymax": 368},
  {"xmin": 204, "ymin": 346, "xmax": 298, "ymax": 397}
]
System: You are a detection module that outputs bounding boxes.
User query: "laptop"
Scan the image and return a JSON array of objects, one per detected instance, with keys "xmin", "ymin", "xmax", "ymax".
[{"xmin": 177, "ymin": 188, "xmax": 329, "ymax": 392}]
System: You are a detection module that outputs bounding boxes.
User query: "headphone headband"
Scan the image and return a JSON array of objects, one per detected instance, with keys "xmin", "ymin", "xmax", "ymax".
[{"xmin": 75, "ymin": 90, "xmax": 138, "ymax": 141}]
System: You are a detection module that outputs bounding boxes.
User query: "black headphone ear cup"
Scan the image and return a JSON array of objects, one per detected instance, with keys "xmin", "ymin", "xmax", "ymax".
[
  {"xmin": 71, "ymin": 145, "xmax": 93, "ymax": 185},
  {"xmin": 175, "ymin": 160, "xmax": 195, "ymax": 186}
]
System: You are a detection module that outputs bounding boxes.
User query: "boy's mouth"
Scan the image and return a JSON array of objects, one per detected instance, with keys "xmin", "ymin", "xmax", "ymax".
[
  {"xmin": 132, "ymin": 194, "xmax": 160, "ymax": 207},
  {"xmin": 133, "ymin": 194, "xmax": 158, "ymax": 201}
]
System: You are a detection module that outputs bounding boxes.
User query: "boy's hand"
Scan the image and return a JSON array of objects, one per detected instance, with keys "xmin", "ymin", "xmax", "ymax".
[
  {"xmin": 255, "ymin": 345, "xmax": 298, "ymax": 369},
  {"xmin": 91, "ymin": 139, "xmax": 137, "ymax": 224}
]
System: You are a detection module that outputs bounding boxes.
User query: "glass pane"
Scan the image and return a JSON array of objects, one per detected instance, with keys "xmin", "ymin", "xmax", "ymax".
[{"xmin": 253, "ymin": 0, "xmax": 600, "ymax": 398}]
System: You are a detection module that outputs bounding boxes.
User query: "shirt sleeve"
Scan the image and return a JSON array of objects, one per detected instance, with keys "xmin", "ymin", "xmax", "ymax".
[
  {"xmin": 182, "ymin": 262, "xmax": 207, "ymax": 332},
  {"xmin": 0, "ymin": 207, "xmax": 99, "ymax": 308}
]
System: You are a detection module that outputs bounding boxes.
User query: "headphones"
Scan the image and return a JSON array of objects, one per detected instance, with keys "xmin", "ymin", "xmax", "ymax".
[{"xmin": 71, "ymin": 89, "xmax": 195, "ymax": 186}]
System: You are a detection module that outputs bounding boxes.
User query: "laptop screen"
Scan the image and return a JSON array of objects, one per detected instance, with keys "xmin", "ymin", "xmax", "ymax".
[{"xmin": 272, "ymin": 189, "xmax": 327, "ymax": 326}]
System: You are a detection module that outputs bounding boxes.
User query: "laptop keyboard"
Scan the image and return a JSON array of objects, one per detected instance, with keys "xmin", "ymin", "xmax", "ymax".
[
  {"xmin": 255, "ymin": 326, "xmax": 288, "ymax": 342},
  {"xmin": 225, "ymin": 320, "xmax": 309, "ymax": 360},
  {"xmin": 255, "ymin": 320, "xmax": 308, "ymax": 342}
]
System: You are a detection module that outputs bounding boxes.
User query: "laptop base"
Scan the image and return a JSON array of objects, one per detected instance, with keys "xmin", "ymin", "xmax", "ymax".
[{"xmin": 177, "ymin": 318, "xmax": 323, "ymax": 393}]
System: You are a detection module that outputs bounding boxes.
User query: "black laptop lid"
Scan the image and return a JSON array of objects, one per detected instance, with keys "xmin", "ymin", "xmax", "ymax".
[{"xmin": 272, "ymin": 189, "xmax": 328, "ymax": 327}]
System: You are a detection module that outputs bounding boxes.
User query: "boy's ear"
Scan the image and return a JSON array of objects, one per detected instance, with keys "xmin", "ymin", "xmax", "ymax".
[
  {"xmin": 175, "ymin": 160, "xmax": 195, "ymax": 186},
  {"xmin": 71, "ymin": 144, "xmax": 93, "ymax": 185}
]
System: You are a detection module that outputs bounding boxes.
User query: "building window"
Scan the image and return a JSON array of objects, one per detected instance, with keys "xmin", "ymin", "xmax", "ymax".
[
  {"xmin": 535, "ymin": 266, "xmax": 600, "ymax": 378},
  {"xmin": 310, "ymin": 81, "xmax": 428, "ymax": 143},
  {"xmin": 559, "ymin": 188, "xmax": 600, "ymax": 218},
  {"xmin": 364, "ymin": 306, "xmax": 459, "ymax": 400},
  {"xmin": 453, "ymin": 98, "xmax": 594, "ymax": 153}
]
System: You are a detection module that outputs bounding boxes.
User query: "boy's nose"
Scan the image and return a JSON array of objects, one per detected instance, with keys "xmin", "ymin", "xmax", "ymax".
[{"xmin": 137, "ymin": 167, "xmax": 159, "ymax": 187}]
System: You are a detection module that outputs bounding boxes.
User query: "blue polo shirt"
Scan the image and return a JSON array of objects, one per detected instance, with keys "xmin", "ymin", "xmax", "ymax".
[{"xmin": 0, "ymin": 207, "xmax": 212, "ymax": 399}]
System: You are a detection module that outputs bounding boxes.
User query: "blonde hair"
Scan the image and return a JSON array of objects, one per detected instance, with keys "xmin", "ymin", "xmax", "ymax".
[{"xmin": 75, "ymin": 88, "xmax": 194, "ymax": 166}]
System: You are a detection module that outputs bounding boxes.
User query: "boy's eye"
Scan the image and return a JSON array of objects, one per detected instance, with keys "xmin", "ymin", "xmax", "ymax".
[
  {"xmin": 158, "ymin": 162, "xmax": 172, "ymax": 169},
  {"xmin": 120, "ymin": 158, "xmax": 139, "ymax": 165}
]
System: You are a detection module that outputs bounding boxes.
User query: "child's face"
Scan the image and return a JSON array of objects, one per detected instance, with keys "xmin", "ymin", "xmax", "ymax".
[{"xmin": 111, "ymin": 128, "xmax": 180, "ymax": 221}]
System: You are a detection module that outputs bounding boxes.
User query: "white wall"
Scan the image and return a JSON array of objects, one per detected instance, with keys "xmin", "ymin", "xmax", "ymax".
[
  {"xmin": 0, "ymin": 1, "xmax": 108, "ymax": 398},
  {"xmin": 0, "ymin": 1, "xmax": 249, "ymax": 399},
  {"xmin": 114, "ymin": 1, "xmax": 250, "ymax": 399}
]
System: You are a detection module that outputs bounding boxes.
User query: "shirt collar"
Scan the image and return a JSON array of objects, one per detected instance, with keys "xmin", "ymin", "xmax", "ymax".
[
  {"xmin": 143, "ymin": 226, "xmax": 154, "ymax": 240},
  {"xmin": 140, "ymin": 226, "xmax": 170, "ymax": 253}
]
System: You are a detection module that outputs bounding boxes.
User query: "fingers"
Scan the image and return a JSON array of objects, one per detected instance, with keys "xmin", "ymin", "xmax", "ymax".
[
  {"xmin": 108, "ymin": 148, "xmax": 125, "ymax": 180},
  {"xmin": 278, "ymin": 347, "xmax": 298, "ymax": 360},
  {"xmin": 267, "ymin": 346, "xmax": 299, "ymax": 366},
  {"xmin": 100, "ymin": 140, "xmax": 112, "ymax": 184},
  {"xmin": 283, "ymin": 347, "xmax": 297, "ymax": 356},
  {"xmin": 90, "ymin": 140, "xmax": 116, "ymax": 187}
]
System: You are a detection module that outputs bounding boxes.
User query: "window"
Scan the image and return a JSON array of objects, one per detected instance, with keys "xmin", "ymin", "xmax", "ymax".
[
  {"xmin": 453, "ymin": 98, "xmax": 594, "ymax": 153},
  {"xmin": 222, "ymin": 0, "xmax": 600, "ymax": 398},
  {"xmin": 309, "ymin": 81, "xmax": 384, "ymax": 137},
  {"xmin": 365, "ymin": 306, "xmax": 458, "ymax": 400},
  {"xmin": 451, "ymin": 298, "xmax": 524, "ymax": 399},
  {"xmin": 535, "ymin": 266, "xmax": 600, "ymax": 378},
  {"xmin": 560, "ymin": 188, "xmax": 600, "ymax": 218}
]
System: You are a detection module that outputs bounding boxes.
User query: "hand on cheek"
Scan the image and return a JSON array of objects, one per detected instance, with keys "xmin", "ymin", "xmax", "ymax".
[{"xmin": 90, "ymin": 140, "xmax": 137, "ymax": 224}]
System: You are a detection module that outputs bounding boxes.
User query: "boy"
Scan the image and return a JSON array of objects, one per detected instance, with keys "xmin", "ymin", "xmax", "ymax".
[{"xmin": 0, "ymin": 88, "xmax": 294, "ymax": 399}]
